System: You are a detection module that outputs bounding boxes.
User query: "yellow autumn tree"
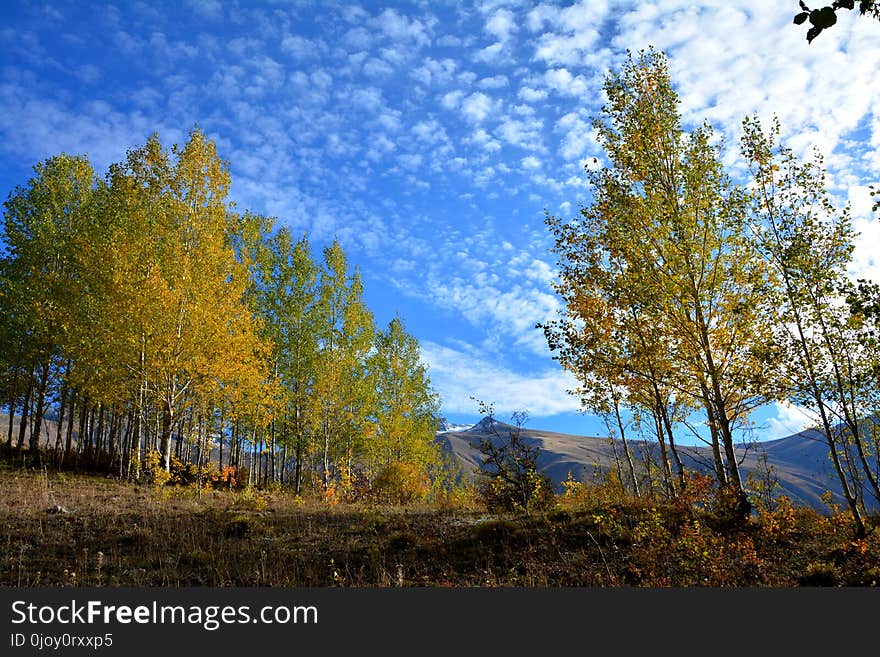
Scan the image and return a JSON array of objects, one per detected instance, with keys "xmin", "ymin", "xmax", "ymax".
[
  {"xmin": 91, "ymin": 129, "xmax": 268, "ymax": 473},
  {"xmin": 545, "ymin": 50, "xmax": 774, "ymax": 520}
]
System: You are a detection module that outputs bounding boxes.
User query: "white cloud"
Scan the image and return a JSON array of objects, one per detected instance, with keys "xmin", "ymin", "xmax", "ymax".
[
  {"xmin": 764, "ymin": 401, "xmax": 814, "ymax": 440},
  {"xmin": 474, "ymin": 42, "xmax": 505, "ymax": 63},
  {"xmin": 373, "ymin": 8, "xmax": 431, "ymax": 48},
  {"xmin": 543, "ymin": 68, "xmax": 590, "ymax": 97},
  {"xmin": 398, "ymin": 152, "xmax": 423, "ymax": 170},
  {"xmin": 850, "ymin": 210, "xmax": 880, "ymax": 284},
  {"xmin": 363, "ymin": 57, "xmax": 394, "ymax": 77},
  {"xmin": 366, "ymin": 133, "xmax": 396, "ymax": 161},
  {"xmin": 613, "ymin": 2, "xmax": 880, "ymax": 166},
  {"xmin": 412, "ymin": 57, "xmax": 457, "ymax": 86},
  {"xmin": 470, "ymin": 128, "xmax": 501, "ymax": 153},
  {"xmin": 497, "ymin": 115, "xmax": 544, "ymax": 151},
  {"xmin": 526, "ymin": 4, "xmax": 557, "ymax": 32},
  {"xmin": 554, "ymin": 111, "xmax": 599, "ymax": 161},
  {"xmin": 0, "ymin": 80, "xmax": 166, "ymax": 175},
  {"xmin": 421, "ymin": 341, "xmax": 580, "ymax": 417},
  {"xmin": 280, "ymin": 34, "xmax": 325, "ymax": 59},
  {"xmin": 457, "ymin": 71, "xmax": 478, "ymax": 86},
  {"xmin": 310, "ymin": 69, "xmax": 332, "ymax": 89},
  {"xmin": 343, "ymin": 27, "xmax": 373, "ymax": 50},
  {"xmin": 75, "ymin": 64, "xmax": 101, "ymax": 84},
  {"xmin": 436, "ymin": 34, "xmax": 464, "ymax": 48},
  {"xmin": 518, "ymin": 86, "xmax": 548, "ymax": 102},
  {"xmin": 350, "ymin": 86, "xmax": 384, "ymax": 112},
  {"xmin": 441, "ymin": 89, "xmax": 464, "ymax": 110},
  {"xmin": 412, "ymin": 119, "xmax": 448, "ymax": 145},
  {"xmin": 461, "ymin": 92, "xmax": 496, "ymax": 123},
  {"xmin": 485, "ymin": 8, "xmax": 517, "ymax": 42},
  {"xmin": 379, "ymin": 46, "xmax": 407, "ymax": 68},
  {"xmin": 186, "ymin": 0, "xmax": 223, "ymax": 21},
  {"xmin": 521, "ymin": 155, "xmax": 541, "ymax": 170},
  {"xmin": 529, "ymin": 0, "xmax": 609, "ymax": 66},
  {"xmin": 534, "ymin": 26, "xmax": 600, "ymax": 67},
  {"xmin": 425, "ymin": 266, "xmax": 559, "ymax": 357},
  {"xmin": 478, "ymin": 74, "xmax": 508, "ymax": 89}
]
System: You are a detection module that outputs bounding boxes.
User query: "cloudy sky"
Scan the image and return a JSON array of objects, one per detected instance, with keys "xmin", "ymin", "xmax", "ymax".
[{"xmin": 1, "ymin": 1, "xmax": 878, "ymax": 440}]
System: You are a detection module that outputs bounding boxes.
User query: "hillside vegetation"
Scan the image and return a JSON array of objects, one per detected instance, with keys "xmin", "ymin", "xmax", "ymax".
[{"xmin": 2, "ymin": 463, "xmax": 878, "ymax": 587}]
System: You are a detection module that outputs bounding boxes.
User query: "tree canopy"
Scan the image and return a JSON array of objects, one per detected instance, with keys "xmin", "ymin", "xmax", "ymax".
[
  {"xmin": 1, "ymin": 129, "xmax": 440, "ymax": 499},
  {"xmin": 544, "ymin": 48, "xmax": 879, "ymax": 533}
]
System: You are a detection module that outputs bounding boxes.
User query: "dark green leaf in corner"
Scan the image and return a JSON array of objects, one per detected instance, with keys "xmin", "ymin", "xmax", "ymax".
[{"xmin": 809, "ymin": 6, "xmax": 839, "ymax": 27}]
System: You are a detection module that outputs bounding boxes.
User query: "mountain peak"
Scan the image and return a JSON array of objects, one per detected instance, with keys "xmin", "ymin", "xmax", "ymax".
[
  {"xmin": 437, "ymin": 417, "xmax": 474, "ymax": 433},
  {"xmin": 467, "ymin": 416, "xmax": 517, "ymax": 433}
]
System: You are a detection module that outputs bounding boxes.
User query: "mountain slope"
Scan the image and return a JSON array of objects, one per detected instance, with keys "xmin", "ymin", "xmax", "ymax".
[{"xmin": 435, "ymin": 420, "xmax": 876, "ymax": 512}]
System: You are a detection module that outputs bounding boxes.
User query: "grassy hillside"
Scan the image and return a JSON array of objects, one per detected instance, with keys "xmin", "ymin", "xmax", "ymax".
[
  {"xmin": 437, "ymin": 421, "xmax": 874, "ymax": 511},
  {"xmin": 2, "ymin": 465, "xmax": 878, "ymax": 587}
]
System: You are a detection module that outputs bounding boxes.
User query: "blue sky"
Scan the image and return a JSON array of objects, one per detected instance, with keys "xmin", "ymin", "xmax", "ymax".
[{"xmin": 1, "ymin": 1, "xmax": 878, "ymax": 442}]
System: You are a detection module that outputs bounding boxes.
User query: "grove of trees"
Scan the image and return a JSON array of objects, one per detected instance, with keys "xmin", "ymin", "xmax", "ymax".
[
  {"xmin": 542, "ymin": 49, "xmax": 880, "ymax": 532},
  {"xmin": 0, "ymin": 129, "xmax": 441, "ymax": 500}
]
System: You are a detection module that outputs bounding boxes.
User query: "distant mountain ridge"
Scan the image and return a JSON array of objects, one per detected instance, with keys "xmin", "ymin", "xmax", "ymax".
[
  {"xmin": 435, "ymin": 418, "xmax": 877, "ymax": 512},
  {"xmin": 4, "ymin": 411, "xmax": 869, "ymax": 511},
  {"xmin": 436, "ymin": 417, "xmax": 475, "ymax": 433}
]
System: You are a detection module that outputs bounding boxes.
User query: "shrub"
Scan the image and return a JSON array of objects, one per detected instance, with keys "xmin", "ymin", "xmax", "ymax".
[
  {"xmin": 140, "ymin": 450, "xmax": 233, "ymax": 489},
  {"xmin": 710, "ymin": 484, "xmax": 752, "ymax": 530},
  {"xmin": 472, "ymin": 518, "xmax": 520, "ymax": 542},
  {"xmin": 322, "ymin": 465, "xmax": 371, "ymax": 505},
  {"xmin": 757, "ymin": 495, "xmax": 799, "ymax": 542},
  {"xmin": 223, "ymin": 513, "xmax": 256, "ymax": 538},
  {"xmin": 210, "ymin": 466, "xmax": 243, "ymax": 491},
  {"xmin": 234, "ymin": 486, "xmax": 267, "ymax": 511},
  {"xmin": 474, "ymin": 407, "xmax": 555, "ymax": 514},
  {"xmin": 168, "ymin": 456, "xmax": 211, "ymax": 487},
  {"xmin": 370, "ymin": 461, "xmax": 430, "ymax": 505},
  {"xmin": 673, "ymin": 472, "xmax": 716, "ymax": 511},
  {"xmin": 479, "ymin": 469, "xmax": 555, "ymax": 514},
  {"xmin": 141, "ymin": 450, "xmax": 171, "ymax": 488},
  {"xmin": 799, "ymin": 561, "xmax": 840, "ymax": 587}
]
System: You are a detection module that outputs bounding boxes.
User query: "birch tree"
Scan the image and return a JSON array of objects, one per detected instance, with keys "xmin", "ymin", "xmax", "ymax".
[
  {"xmin": 545, "ymin": 50, "xmax": 773, "ymax": 519},
  {"xmin": 367, "ymin": 315, "xmax": 440, "ymax": 471},
  {"xmin": 742, "ymin": 116, "xmax": 877, "ymax": 535}
]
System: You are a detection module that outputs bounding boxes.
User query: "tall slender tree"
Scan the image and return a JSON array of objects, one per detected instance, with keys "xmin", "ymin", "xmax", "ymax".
[
  {"xmin": 251, "ymin": 226, "xmax": 320, "ymax": 493},
  {"xmin": 545, "ymin": 50, "xmax": 773, "ymax": 518},
  {"xmin": 742, "ymin": 116, "xmax": 877, "ymax": 535},
  {"xmin": 367, "ymin": 315, "xmax": 440, "ymax": 471},
  {"xmin": 309, "ymin": 240, "xmax": 375, "ymax": 488},
  {"xmin": 1, "ymin": 154, "xmax": 97, "ymax": 455}
]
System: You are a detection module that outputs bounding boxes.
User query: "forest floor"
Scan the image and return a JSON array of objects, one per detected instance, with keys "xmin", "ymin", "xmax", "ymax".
[{"xmin": 2, "ymin": 464, "xmax": 879, "ymax": 587}]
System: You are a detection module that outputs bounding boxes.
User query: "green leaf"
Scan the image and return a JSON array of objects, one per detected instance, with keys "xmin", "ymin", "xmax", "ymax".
[
  {"xmin": 806, "ymin": 25, "xmax": 823, "ymax": 41},
  {"xmin": 833, "ymin": 0, "xmax": 855, "ymax": 9},
  {"xmin": 809, "ymin": 6, "xmax": 838, "ymax": 28},
  {"xmin": 794, "ymin": 11, "xmax": 810, "ymax": 23}
]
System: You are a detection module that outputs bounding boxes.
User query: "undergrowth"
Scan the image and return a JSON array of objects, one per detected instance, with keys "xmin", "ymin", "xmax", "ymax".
[{"xmin": 1, "ymin": 465, "xmax": 877, "ymax": 587}]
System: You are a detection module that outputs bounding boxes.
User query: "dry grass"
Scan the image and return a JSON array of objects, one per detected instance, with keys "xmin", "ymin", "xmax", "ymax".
[{"xmin": 2, "ymin": 464, "xmax": 879, "ymax": 587}]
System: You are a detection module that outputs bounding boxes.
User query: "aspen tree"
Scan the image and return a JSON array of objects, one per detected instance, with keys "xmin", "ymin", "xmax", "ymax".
[
  {"xmin": 545, "ymin": 50, "xmax": 772, "ymax": 519},
  {"xmin": 367, "ymin": 315, "xmax": 440, "ymax": 471},
  {"xmin": 742, "ymin": 116, "xmax": 876, "ymax": 535}
]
